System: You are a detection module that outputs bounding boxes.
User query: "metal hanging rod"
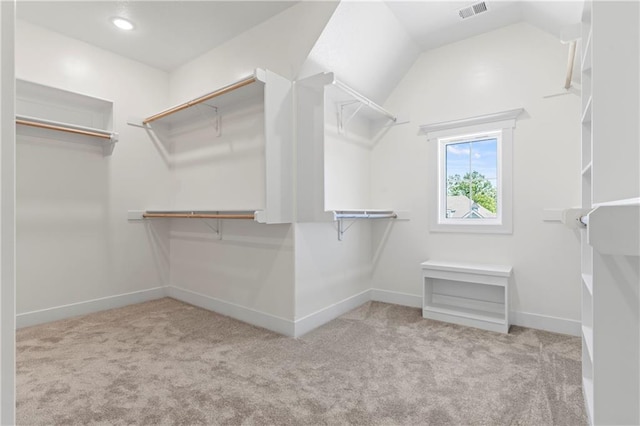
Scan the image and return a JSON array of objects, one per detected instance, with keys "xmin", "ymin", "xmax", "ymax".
[
  {"xmin": 142, "ymin": 211, "xmax": 256, "ymax": 220},
  {"xmin": 15, "ymin": 115, "xmax": 117, "ymax": 141},
  {"xmin": 331, "ymin": 79, "xmax": 397, "ymax": 123},
  {"xmin": 334, "ymin": 210, "xmax": 398, "ymax": 220},
  {"xmin": 333, "ymin": 210, "xmax": 398, "ymax": 241},
  {"xmin": 143, "ymin": 75, "xmax": 258, "ymax": 125}
]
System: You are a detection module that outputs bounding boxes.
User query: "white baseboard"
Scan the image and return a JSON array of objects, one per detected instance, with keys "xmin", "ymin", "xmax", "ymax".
[
  {"xmin": 16, "ymin": 285, "xmax": 581, "ymax": 338},
  {"xmin": 510, "ymin": 311, "xmax": 581, "ymax": 336},
  {"xmin": 369, "ymin": 288, "xmax": 580, "ymax": 336},
  {"xmin": 166, "ymin": 286, "xmax": 295, "ymax": 337},
  {"xmin": 370, "ymin": 288, "xmax": 422, "ymax": 308},
  {"xmin": 16, "ymin": 287, "xmax": 167, "ymax": 329},
  {"xmin": 294, "ymin": 289, "xmax": 371, "ymax": 337}
]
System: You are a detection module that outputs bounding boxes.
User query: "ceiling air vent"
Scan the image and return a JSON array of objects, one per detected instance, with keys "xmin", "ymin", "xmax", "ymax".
[{"xmin": 458, "ymin": 1, "xmax": 488, "ymax": 19}]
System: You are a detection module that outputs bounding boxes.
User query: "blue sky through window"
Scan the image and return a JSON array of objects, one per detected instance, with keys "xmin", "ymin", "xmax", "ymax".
[{"xmin": 445, "ymin": 138, "xmax": 497, "ymax": 181}]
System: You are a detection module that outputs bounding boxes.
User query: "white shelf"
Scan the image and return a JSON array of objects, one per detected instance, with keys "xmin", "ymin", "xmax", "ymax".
[
  {"xmin": 592, "ymin": 197, "xmax": 640, "ymax": 207},
  {"xmin": 581, "ymin": 30, "xmax": 592, "ymax": 74},
  {"xmin": 420, "ymin": 260, "xmax": 512, "ymax": 278},
  {"xmin": 581, "ymin": 96, "xmax": 592, "ymax": 124},
  {"xmin": 582, "ymin": 273, "xmax": 593, "ymax": 295},
  {"xmin": 16, "ymin": 79, "xmax": 117, "ymax": 155},
  {"xmin": 16, "ymin": 79, "xmax": 113, "ymax": 129},
  {"xmin": 581, "ymin": 239, "xmax": 593, "ymax": 275},
  {"xmin": 580, "ymin": 3, "xmax": 594, "ymax": 423},
  {"xmin": 582, "ymin": 325, "xmax": 594, "ymax": 362},
  {"xmin": 582, "ymin": 129, "xmax": 592, "ymax": 170},
  {"xmin": 16, "ymin": 114, "xmax": 117, "ymax": 141},
  {"xmin": 332, "ymin": 209, "xmax": 401, "ymax": 241},
  {"xmin": 588, "ymin": 205, "xmax": 640, "ymax": 256},
  {"xmin": 422, "ymin": 260, "xmax": 511, "ymax": 333},
  {"xmin": 580, "ymin": 2, "xmax": 640, "ymax": 423},
  {"xmin": 127, "ymin": 209, "xmax": 260, "ymax": 221},
  {"xmin": 139, "ymin": 70, "xmax": 266, "ymax": 129},
  {"xmin": 296, "ymin": 72, "xmax": 404, "ymax": 224},
  {"xmin": 332, "ymin": 209, "xmax": 397, "ymax": 218},
  {"xmin": 130, "ymin": 69, "xmax": 294, "ymax": 225},
  {"xmin": 325, "ymin": 75, "xmax": 397, "ymax": 125},
  {"xmin": 424, "ymin": 303, "xmax": 505, "ymax": 324}
]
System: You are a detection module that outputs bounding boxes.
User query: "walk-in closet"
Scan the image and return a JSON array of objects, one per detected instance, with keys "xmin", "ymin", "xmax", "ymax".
[{"xmin": 0, "ymin": 1, "xmax": 638, "ymax": 424}]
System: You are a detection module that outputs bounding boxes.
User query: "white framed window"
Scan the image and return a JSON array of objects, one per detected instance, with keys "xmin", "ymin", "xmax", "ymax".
[{"xmin": 419, "ymin": 108, "xmax": 522, "ymax": 234}]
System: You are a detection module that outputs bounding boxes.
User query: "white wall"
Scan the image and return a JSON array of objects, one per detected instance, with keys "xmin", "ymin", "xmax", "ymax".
[
  {"xmin": 166, "ymin": 88, "xmax": 267, "ymax": 211},
  {"xmin": 371, "ymin": 23, "xmax": 582, "ymax": 331},
  {"xmin": 299, "ymin": 0, "xmax": 420, "ymax": 105},
  {"xmin": 0, "ymin": 1, "xmax": 15, "ymax": 422},
  {"xmin": 323, "ymin": 95, "xmax": 374, "ymax": 210},
  {"xmin": 294, "ymin": 222, "xmax": 372, "ymax": 319},
  {"xmin": 166, "ymin": 2, "xmax": 338, "ymax": 324},
  {"xmin": 15, "ymin": 21, "xmax": 172, "ymax": 321},
  {"xmin": 169, "ymin": 220, "xmax": 295, "ymax": 320},
  {"xmin": 294, "ymin": 78, "xmax": 376, "ymax": 320},
  {"xmin": 292, "ymin": 0, "xmax": 422, "ymax": 328},
  {"xmin": 169, "ymin": 1, "xmax": 338, "ymax": 104}
]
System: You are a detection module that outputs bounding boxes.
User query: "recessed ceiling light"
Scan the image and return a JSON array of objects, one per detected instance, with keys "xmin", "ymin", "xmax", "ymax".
[{"xmin": 111, "ymin": 17, "xmax": 134, "ymax": 31}]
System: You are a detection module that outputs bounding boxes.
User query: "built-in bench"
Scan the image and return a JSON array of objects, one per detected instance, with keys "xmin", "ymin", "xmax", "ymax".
[{"xmin": 421, "ymin": 260, "xmax": 512, "ymax": 333}]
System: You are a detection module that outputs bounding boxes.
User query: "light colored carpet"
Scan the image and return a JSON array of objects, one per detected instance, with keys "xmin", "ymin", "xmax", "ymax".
[{"xmin": 17, "ymin": 298, "xmax": 587, "ymax": 425}]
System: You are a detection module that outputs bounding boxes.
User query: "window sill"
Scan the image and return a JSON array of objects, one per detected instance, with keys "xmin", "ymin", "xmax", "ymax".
[{"xmin": 429, "ymin": 222, "xmax": 512, "ymax": 234}]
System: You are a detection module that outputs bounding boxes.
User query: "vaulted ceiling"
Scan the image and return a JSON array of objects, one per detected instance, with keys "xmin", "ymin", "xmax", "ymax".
[{"xmin": 387, "ymin": 1, "xmax": 582, "ymax": 51}]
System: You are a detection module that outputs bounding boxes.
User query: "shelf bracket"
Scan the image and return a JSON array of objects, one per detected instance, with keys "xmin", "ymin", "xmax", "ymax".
[
  {"xmin": 336, "ymin": 218, "xmax": 358, "ymax": 241},
  {"xmin": 200, "ymin": 217, "xmax": 222, "ymax": 239},
  {"xmin": 337, "ymin": 101, "xmax": 364, "ymax": 135},
  {"xmin": 195, "ymin": 103, "xmax": 221, "ymax": 137},
  {"xmin": 103, "ymin": 133, "xmax": 119, "ymax": 156},
  {"xmin": 334, "ymin": 210, "xmax": 398, "ymax": 241}
]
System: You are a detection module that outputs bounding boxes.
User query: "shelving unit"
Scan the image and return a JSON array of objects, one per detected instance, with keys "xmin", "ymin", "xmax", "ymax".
[
  {"xmin": 580, "ymin": 4, "xmax": 594, "ymax": 419},
  {"xmin": 295, "ymin": 72, "xmax": 405, "ymax": 228},
  {"xmin": 579, "ymin": 1, "xmax": 640, "ymax": 424},
  {"xmin": 582, "ymin": 324, "xmax": 593, "ymax": 360},
  {"xmin": 130, "ymin": 69, "xmax": 293, "ymax": 224},
  {"xmin": 15, "ymin": 79, "xmax": 118, "ymax": 155},
  {"xmin": 16, "ymin": 115, "xmax": 116, "ymax": 140},
  {"xmin": 581, "ymin": 273, "xmax": 593, "ymax": 295},
  {"xmin": 421, "ymin": 260, "xmax": 512, "ymax": 334},
  {"xmin": 128, "ymin": 210, "xmax": 257, "ymax": 221},
  {"xmin": 323, "ymin": 77, "xmax": 397, "ymax": 136},
  {"xmin": 332, "ymin": 210, "xmax": 398, "ymax": 241},
  {"xmin": 127, "ymin": 210, "xmax": 259, "ymax": 237}
]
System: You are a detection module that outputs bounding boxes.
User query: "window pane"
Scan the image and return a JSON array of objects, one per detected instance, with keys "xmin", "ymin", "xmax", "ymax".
[
  {"xmin": 445, "ymin": 138, "xmax": 498, "ymax": 219},
  {"xmin": 445, "ymin": 142, "xmax": 471, "ymax": 218}
]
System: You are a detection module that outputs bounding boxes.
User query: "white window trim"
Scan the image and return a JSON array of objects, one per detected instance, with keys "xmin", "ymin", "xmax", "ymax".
[{"xmin": 419, "ymin": 108, "xmax": 523, "ymax": 234}]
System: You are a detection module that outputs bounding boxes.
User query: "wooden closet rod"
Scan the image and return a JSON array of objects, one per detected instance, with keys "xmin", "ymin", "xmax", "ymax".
[
  {"xmin": 142, "ymin": 212, "xmax": 255, "ymax": 220},
  {"xmin": 16, "ymin": 117, "xmax": 113, "ymax": 140},
  {"xmin": 143, "ymin": 75, "xmax": 258, "ymax": 125},
  {"xmin": 564, "ymin": 40, "xmax": 577, "ymax": 90}
]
